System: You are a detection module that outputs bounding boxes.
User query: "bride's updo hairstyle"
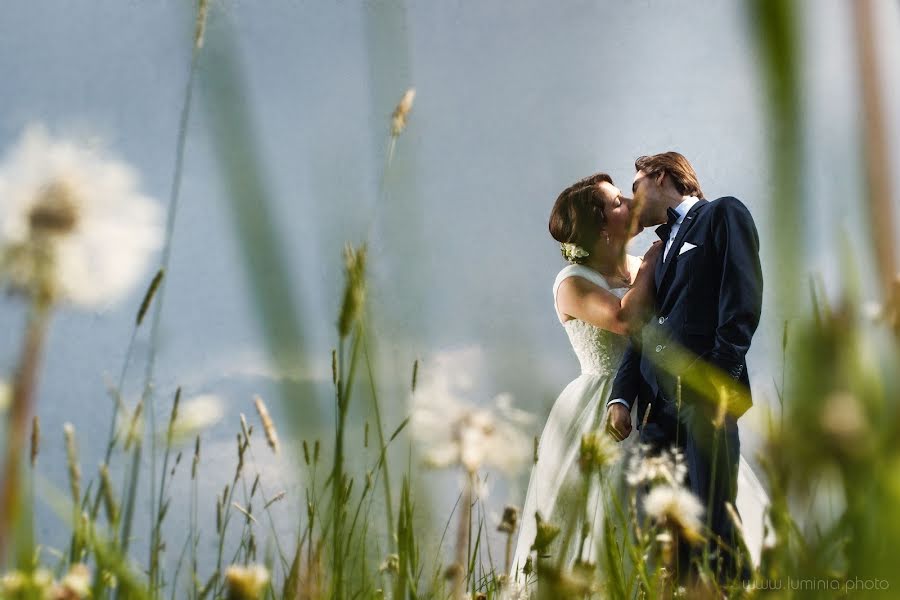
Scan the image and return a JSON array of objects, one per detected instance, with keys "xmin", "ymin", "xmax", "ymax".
[{"xmin": 548, "ymin": 172, "xmax": 612, "ymax": 264}]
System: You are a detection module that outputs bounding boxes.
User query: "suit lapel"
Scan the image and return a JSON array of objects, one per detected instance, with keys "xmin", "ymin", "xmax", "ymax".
[
  {"xmin": 654, "ymin": 238, "xmax": 667, "ymax": 289},
  {"xmin": 657, "ymin": 199, "xmax": 708, "ymax": 289}
]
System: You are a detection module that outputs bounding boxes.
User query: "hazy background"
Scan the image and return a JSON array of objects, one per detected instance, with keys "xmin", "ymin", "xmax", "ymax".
[{"xmin": 1, "ymin": 0, "xmax": 899, "ymax": 575}]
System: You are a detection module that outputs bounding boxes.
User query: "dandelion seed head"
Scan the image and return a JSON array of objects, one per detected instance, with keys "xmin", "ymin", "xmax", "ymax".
[
  {"xmin": 862, "ymin": 300, "xmax": 883, "ymax": 322},
  {"xmin": 59, "ymin": 563, "xmax": 91, "ymax": 597},
  {"xmin": 379, "ymin": 553, "xmax": 399, "ymax": 574},
  {"xmin": 626, "ymin": 444, "xmax": 688, "ymax": 487},
  {"xmin": 578, "ymin": 431, "xmax": 620, "ymax": 474},
  {"xmin": 0, "ymin": 568, "xmax": 55, "ymax": 595},
  {"xmin": 820, "ymin": 391, "xmax": 868, "ymax": 447},
  {"xmin": 643, "ymin": 484, "xmax": 705, "ymax": 544},
  {"xmin": 410, "ymin": 347, "xmax": 533, "ymax": 474},
  {"xmin": 530, "ymin": 511, "xmax": 560, "ymax": 554},
  {"xmin": 498, "ymin": 504, "xmax": 519, "ymax": 534},
  {"xmin": 0, "ymin": 125, "xmax": 162, "ymax": 308},
  {"xmin": 0, "ymin": 571, "xmax": 27, "ymax": 594},
  {"xmin": 170, "ymin": 394, "xmax": 225, "ymax": 441},
  {"xmin": 499, "ymin": 579, "xmax": 529, "ymax": 600},
  {"xmin": 494, "ymin": 392, "xmax": 537, "ymax": 427},
  {"xmin": 29, "ymin": 179, "xmax": 80, "ymax": 234},
  {"xmin": 415, "ymin": 400, "xmax": 531, "ymax": 474},
  {"xmin": 224, "ymin": 564, "xmax": 270, "ymax": 600}
]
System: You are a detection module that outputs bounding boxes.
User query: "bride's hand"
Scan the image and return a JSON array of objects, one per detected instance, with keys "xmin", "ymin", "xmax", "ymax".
[{"xmin": 642, "ymin": 240, "xmax": 664, "ymax": 264}]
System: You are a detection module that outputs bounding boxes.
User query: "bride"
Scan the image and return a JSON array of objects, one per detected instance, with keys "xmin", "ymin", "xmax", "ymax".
[{"xmin": 509, "ymin": 172, "xmax": 768, "ymax": 586}]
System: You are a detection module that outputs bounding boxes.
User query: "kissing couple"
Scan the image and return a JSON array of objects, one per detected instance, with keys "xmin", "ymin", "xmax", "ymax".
[{"xmin": 510, "ymin": 151, "xmax": 769, "ymax": 590}]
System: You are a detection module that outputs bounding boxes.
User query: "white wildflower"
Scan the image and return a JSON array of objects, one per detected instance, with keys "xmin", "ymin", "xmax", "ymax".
[
  {"xmin": 224, "ymin": 564, "xmax": 270, "ymax": 600},
  {"xmin": 821, "ymin": 391, "xmax": 866, "ymax": 438},
  {"xmin": 0, "ymin": 124, "xmax": 161, "ymax": 307},
  {"xmin": 644, "ymin": 484, "xmax": 705, "ymax": 544},
  {"xmin": 416, "ymin": 403, "xmax": 530, "ymax": 473},
  {"xmin": 0, "ymin": 568, "xmax": 54, "ymax": 595},
  {"xmin": 579, "ymin": 430, "xmax": 620, "ymax": 474},
  {"xmin": 379, "ymin": 553, "xmax": 399, "ymax": 574},
  {"xmin": 0, "ymin": 571, "xmax": 26, "ymax": 594},
  {"xmin": 58, "ymin": 563, "xmax": 91, "ymax": 597},
  {"xmin": 861, "ymin": 301, "xmax": 882, "ymax": 321},
  {"xmin": 169, "ymin": 394, "xmax": 225, "ymax": 441},
  {"xmin": 31, "ymin": 568, "xmax": 53, "ymax": 590},
  {"xmin": 410, "ymin": 348, "xmax": 533, "ymax": 474},
  {"xmin": 820, "ymin": 391, "xmax": 869, "ymax": 451},
  {"xmin": 499, "ymin": 578, "xmax": 529, "ymax": 600},
  {"xmin": 494, "ymin": 392, "xmax": 537, "ymax": 427},
  {"xmin": 626, "ymin": 444, "xmax": 688, "ymax": 487}
]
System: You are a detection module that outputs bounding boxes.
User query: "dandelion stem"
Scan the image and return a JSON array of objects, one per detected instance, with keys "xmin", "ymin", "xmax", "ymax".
[
  {"xmin": 0, "ymin": 297, "xmax": 50, "ymax": 561},
  {"xmin": 452, "ymin": 470, "xmax": 475, "ymax": 600}
]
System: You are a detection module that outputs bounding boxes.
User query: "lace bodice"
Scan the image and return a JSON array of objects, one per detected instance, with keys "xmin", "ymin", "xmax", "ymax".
[{"xmin": 553, "ymin": 263, "xmax": 634, "ymax": 377}]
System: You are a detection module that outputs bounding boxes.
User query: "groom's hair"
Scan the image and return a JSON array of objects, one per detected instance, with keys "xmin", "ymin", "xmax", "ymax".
[
  {"xmin": 635, "ymin": 152, "xmax": 704, "ymax": 198},
  {"xmin": 548, "ymin": 172, "xmax": 612, "ymax": 256}
]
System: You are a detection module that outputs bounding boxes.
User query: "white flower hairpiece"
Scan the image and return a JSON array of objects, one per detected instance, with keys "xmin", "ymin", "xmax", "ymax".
[{"xmin": 560, "ymin": 242, "xmax": 589, "ymax": 262}]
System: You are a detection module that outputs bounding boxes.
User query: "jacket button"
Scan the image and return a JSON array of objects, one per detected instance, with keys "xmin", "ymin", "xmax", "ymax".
[
  {"xmin": 658, "ymin": 316, "xmax": 666, "ymax": 324},
  {"xmin": 655, "ymin": 345, "xmax": 663, "ymax": 353}
]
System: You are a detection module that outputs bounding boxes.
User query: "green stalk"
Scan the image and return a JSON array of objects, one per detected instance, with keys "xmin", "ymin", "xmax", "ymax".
[
  {"xmin": 556, "ymin": 475, "xmax": 592, "ymax": 571},
  {"xmin": 746, "ymin": 0, "xmax": 804, "ymax": 316},
  {"xmin": 114, "ymin": 5, "xmax": 208, "ymax": 596},
  {"xmin": 331, "ymin": 337, "xmax": 346, "ymax": 598},
  {"xmin": 331, "ymin": 330, "xmax": 363, "ymax": 598},
  {"xmin": 150, "ymin": 388, "xmax": 181, "ymax": 594},
  {"xmin": 361, "ymin": 333, "xmax": 396, "ymax": 547}
]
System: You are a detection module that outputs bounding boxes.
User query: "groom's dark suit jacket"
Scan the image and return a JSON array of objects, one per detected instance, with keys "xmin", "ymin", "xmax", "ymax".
[{"xmin": 610, "ymin": 197, "xmax": 763, "ymax": 434}]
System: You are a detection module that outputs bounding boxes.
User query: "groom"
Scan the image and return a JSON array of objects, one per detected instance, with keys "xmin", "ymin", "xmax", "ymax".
[{"xmin": 606, "ymin": 152, "xmax": 763, "ymax": 580}]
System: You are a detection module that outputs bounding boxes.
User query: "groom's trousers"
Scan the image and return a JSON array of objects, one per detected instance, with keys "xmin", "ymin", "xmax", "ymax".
[
  {"xmin": 638, "ymin": 393, "xmax": 746, "ymax": 582},
  {"xmin": 683, "ymin": 402, "xmax": 744, "ymax": 581}
]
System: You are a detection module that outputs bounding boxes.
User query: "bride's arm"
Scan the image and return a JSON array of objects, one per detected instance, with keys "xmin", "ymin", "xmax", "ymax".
[{"xmin": 556, "ymin": 243, "xmax": 662, "ymax": 336}]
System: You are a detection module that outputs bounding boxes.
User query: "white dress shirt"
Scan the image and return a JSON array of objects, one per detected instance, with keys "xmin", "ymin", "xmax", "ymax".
[
  {"xmin": 607, "ymin": 195, "xmax": 701, "ymax": 413},
  {"xmin": 664, "ymin": 195, "xmax": 701, "ymax": 260}
]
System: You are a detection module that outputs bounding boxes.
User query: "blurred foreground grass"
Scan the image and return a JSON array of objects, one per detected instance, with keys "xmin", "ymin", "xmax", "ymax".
[{"xmin": 2, "ymin": 1, "xmax": 900, "ymax": 598}]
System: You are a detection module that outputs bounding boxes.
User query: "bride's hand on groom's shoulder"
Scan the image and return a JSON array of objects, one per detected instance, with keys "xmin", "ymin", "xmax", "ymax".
[{"xmin": 642, "ymin": 240, "xmax": 664, "ymax": 263}]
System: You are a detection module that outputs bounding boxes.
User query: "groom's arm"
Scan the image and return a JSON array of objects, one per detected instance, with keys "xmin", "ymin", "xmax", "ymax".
[
  {"xmin": 606, "ymin": 340, "xmax": 642, "ymax": 440},
  {"xmin": 705, "ymin": 196, "xmax": 763, "ymax": 380},
  {"xmin": 608, "ymin": 340, "xmax": 642, "ymax": 410}
]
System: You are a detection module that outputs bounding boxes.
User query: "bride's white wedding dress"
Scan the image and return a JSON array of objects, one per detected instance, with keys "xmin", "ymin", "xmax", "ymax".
[{"xmin": 509, "ymin": 262, "xmax": 770, "ymax": 584}]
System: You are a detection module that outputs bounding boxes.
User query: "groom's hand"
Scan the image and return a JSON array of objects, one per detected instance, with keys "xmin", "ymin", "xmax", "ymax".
[{"xmin": 606, "ymin": 403, "xmax": 632, "ymax": 441}]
